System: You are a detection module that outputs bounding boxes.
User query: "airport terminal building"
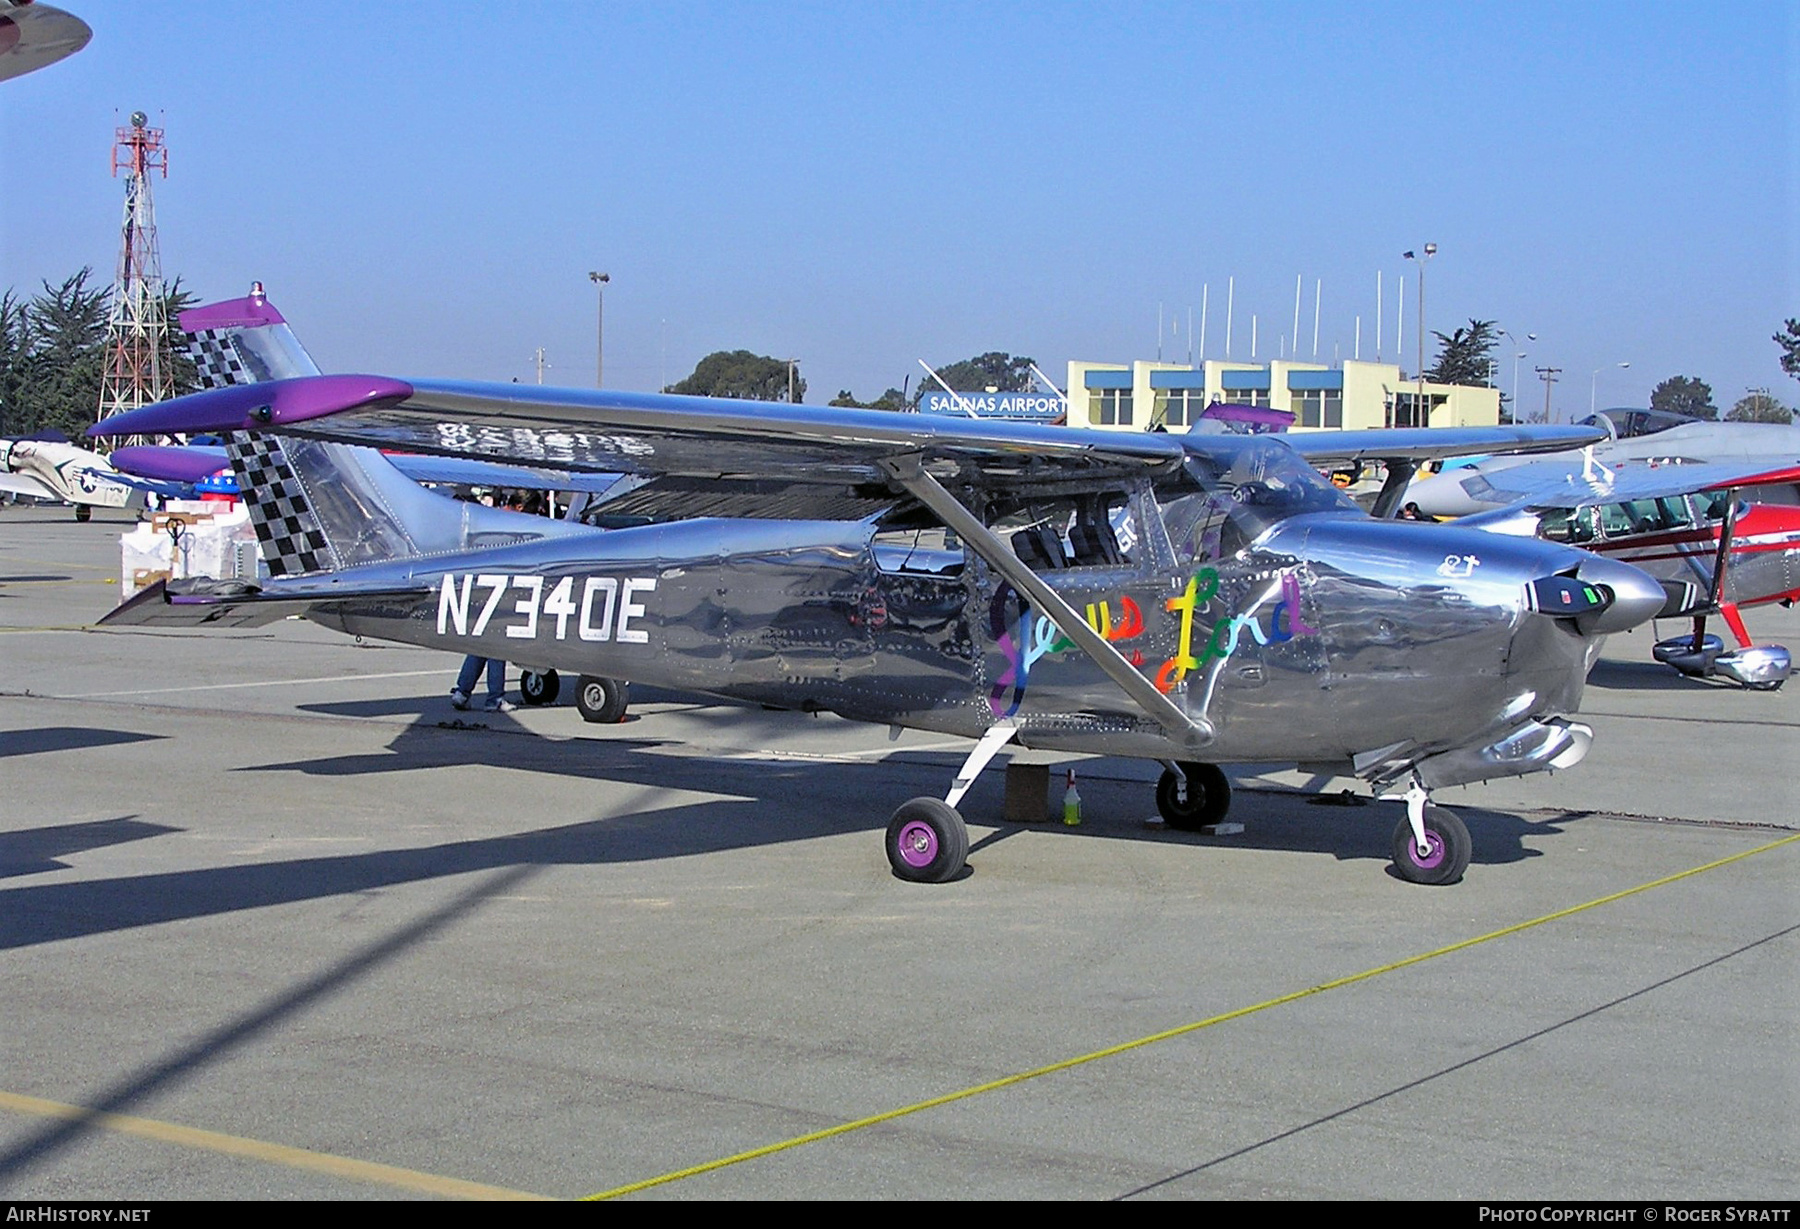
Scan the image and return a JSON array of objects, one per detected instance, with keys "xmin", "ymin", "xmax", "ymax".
[{"xmin": 1065, "ymin": 358, "xmax": 1501, "ymax": 433}]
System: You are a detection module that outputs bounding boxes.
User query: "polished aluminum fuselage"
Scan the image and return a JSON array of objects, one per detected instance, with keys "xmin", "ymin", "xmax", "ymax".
[{"xmin": 304, "ymin": 509, "xmax": 1607, "ymax": 772}]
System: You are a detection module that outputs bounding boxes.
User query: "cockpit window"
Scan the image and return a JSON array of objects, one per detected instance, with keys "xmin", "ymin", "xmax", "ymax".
[{"xmin": 1158, "ymin": 437, "xmax": 1359, "ymax": 563}]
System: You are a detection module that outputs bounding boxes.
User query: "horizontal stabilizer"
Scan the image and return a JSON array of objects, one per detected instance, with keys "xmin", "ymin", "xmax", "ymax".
[{"xmin": 99, "ymin": 577, "xmax": 430, "ymax": 630}]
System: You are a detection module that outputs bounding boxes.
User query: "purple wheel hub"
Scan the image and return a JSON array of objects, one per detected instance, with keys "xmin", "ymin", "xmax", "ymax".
[
  {"xmin": 1409, "ymin": 829, "xmax": 1447, "ymax": 870},
  {"xmin": 895, "ymin": 820, "xmax": 939, "ymax": 869}
]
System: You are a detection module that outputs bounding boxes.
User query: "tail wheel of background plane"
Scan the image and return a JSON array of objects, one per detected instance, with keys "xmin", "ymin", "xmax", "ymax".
[
  {"xmin": 576, "ymin": 675, "xmax": 629, "ymax": 724},
  {"xmin": 886, "ymin": 798, "xmax": 969, "ymax": 884},
  {"xmin": 520, "ymin": 668, "xmax": 560, "ymax": 706},
  {"xmin": 1390, "ymin": 804, "xmax": 1471, "ymax": 886},
  {"xmin": 1155, "ymin": 762, "xmax": 1232, "ymax": 830}
]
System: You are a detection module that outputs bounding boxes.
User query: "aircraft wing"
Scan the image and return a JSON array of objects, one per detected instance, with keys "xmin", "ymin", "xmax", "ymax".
[
  {"xmin": 1284, "ymin": 424, "xmax": 1606, "ymax": 467},
  {"xmin": 1456, "ymin": 458, "xmax": 1800, "ymax": 511},
  {"xmin": 0, "ymin": 471, "xmax": 54, "ymax": 500},
  {"xmin": 107, "ymin": 441, "xmax": 627, "ymax": 497},
  {"xmin": 88, "ymin": 376, "xmax": 1192, "ymax": 520},
  {"xmin": 0, "ymin": 2, "xmax": 90, "ymax": 83}
]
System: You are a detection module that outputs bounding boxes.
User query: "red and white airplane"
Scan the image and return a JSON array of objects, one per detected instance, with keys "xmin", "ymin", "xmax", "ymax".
[{"xmin": 1461, "ymin": 455, "xmax": 1799, "ymax": 688}]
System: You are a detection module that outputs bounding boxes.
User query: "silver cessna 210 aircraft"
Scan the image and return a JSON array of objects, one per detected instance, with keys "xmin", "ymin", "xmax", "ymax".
[{"xmin": 90, "ymin": 343, "xmax": 1665, "ymax": 886}]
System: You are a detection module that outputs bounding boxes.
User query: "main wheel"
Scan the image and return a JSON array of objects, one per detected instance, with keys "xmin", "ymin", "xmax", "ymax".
[
  {"xmin": 575, "ymin": 675, "xmax": 629, "ymax": 724},
  {"xmin": 1390, "ymin": 804, "xmax": 1472, "ymax": 885},
  {"xmin": 885, "ymin": 798, "xmax": 970, "ymax": 883},
  {"xmin": 74, "ymin": 504, "xmax": 91, "ymax": 522},
  {"xmin": 1155, "ymin": 762, "xmax": 1232, "ymax": 830},
  {"xmin": 520, "ymin": 669, "xmax": 560, "ymax": 706}
]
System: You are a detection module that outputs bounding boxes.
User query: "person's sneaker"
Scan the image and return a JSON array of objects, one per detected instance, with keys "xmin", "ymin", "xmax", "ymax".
[
  {"xmin": 449, "ymin": 688, "xmax": 471, "ymax": 711},
  {"xmin": 484, "ymin": 696, "xmax": 517, "ymax": 712}
]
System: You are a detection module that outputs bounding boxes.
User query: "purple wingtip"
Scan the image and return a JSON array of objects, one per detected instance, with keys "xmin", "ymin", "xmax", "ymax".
[
  {"xmin": 178, "ymin": 287, "xmax": 287, "ymax": 332},
  {"xmin": 88, "ymin": 375, "xmax": 415, "ymax": 439},
  {"xmin": 107, "ymin": 445, "xmax": 231, "ymax": 484}
]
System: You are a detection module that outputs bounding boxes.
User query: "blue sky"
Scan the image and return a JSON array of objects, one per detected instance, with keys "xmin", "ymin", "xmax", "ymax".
[{"xmin": 2, "ymin": 1, "xmax": 1794, "ymax": 416}]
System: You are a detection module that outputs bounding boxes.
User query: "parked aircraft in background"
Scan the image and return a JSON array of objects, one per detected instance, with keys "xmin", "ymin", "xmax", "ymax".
[
  {"xmin": 1458, "ymin": 457, "xmax": 1798, "ymax": 689},
  {"xmin": 89, "ymin": 293, "xmax": 1665, "ymax": 886},
  {"xmin": 0, "ymin": 2, "xmax": 89, "ymax": 82},
  {"xmin": 0, "ymin": 433, "xmax": 181, "ymax": 518},
  {"xmin": 1408, "ymin": 412, "xmax": 1800, "ymax": 518}
]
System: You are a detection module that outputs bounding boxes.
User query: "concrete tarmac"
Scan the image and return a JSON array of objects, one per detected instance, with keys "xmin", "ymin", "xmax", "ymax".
[{"xmin": 0, "ymin": 505, "xmax": 1794, "ymax": 1200}]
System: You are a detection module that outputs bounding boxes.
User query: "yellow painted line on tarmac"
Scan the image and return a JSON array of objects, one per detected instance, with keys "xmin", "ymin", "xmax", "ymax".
[
  {"xmin": 586, "ymin": 830, "xmax": 1800, "ymax": 1200},
  {"xmin": 0, "ymin": 1090, "xmax": 552, "ymax": 1201}
]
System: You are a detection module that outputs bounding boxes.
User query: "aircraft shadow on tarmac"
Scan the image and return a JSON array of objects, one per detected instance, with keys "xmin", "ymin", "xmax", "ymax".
[
  {"xmin": 0, "ymin": 726, "xmax": 165, "ymax": 759},
  {"xmin": 0, "ymin": 815, "xmax": 180, "ymax": 879},
  {"xmin": 1586, "ymin": 657, "xmax": 1742, "ymax": 693},
  {"xmin": 0, "ymin": 700, "xmax": 1590, "ymax": 953}
]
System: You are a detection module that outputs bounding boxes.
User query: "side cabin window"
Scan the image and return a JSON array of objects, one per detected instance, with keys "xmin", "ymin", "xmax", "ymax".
[
  {"xmin": 1596, "ymin": 497, "xmax": 1694, "ymax": 538},
  {"xmin": 1157, "ymin": 437, "xmax": 1359, "ymax": 565},
  {"xmin": 995, "ymin": 492, "xmax": 1138, "ymax": 573}
]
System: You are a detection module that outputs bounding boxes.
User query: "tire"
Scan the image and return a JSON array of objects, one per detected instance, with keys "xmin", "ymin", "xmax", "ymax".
[
  {"xmin": 1390, "ymin": 804, "xmax": 1472, "ymax": 886},
  {"xmin": 885, "ymin": 797, "xmax": 970, "ymax": 883},
  {"xmin": 575, "ymin": 675, "xmax": 628, "ymax": 724},
  {"xmin": 519, "ymin": 669, "xmax": 560, "ymax": 706},
  {"xmin": 74, "ymin": 504, "xmax": 91, "ymax": 522},
  {"xmin": 1155, "ymin": 762, "xmax": 1232, "ymax": 830}
]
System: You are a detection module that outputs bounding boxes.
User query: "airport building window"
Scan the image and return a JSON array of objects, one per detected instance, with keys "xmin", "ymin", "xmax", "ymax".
[
  {"xmin": 1161, "ymin": 388, "xmax": 1205, "ymax": 428},
  {"xmin": 1386, "ymin": 391, "xmax": 1443, "ymax": 428},
  {"xmin": 1089, "ymin": 388, "xmax": 1133, "ymax": 426},
  {"xmin": 1222, "ymin": 387, "xmax": 1270, "ymax": 408},
  {"xmin": 1291, "ymin": 388, "xmax": 1343, "ymax": 429}
]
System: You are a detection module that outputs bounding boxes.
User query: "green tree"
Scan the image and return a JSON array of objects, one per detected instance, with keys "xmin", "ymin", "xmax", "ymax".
[
  {"xmin": 1774, "ymin": 319, "xmax": 1800, "ymax": 382},
  {"xmin": 20, "ymin": 269, "xmax": 111, "ymax": 438},
  {"xmin": 1424, "ymin": 319, "xmax": 1498, "ymax": 387},
  {"xmin": 829, "ymin": 387, "xmax": 907, "ymax": 411},
  {"xmin": 666, "ymin": 350, "xmax": 804, "ymax": 402},
  {"xmin": 1649, "ymin": 375, "xmax": 1717, "ymax": 420},
  {"xmin": 920, "ymin": 352, "xmax": 1036, "ymax": 403},
  {"xmin": 1726, "ymin": 389, "xmax": 1793, "ymax": 424},
  {"xmin": 160, "ymin": 278, "xmax": 201, "ymax": 400},
  {"xmin": 0, "ymin": 289, "xmax": 29, "ymax": 436}
]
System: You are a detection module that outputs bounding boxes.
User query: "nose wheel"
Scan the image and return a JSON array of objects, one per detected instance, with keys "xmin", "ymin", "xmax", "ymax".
[{"xmin": 1390, "ymin": 794, "xmax": 1471, "ymax": 885}]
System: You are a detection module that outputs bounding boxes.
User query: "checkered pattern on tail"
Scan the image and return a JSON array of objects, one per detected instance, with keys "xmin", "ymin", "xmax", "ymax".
[
  {"xmin": 182, "ymin": 328, "xmax": 253, "ymax": 389},
  {"xmin": 225, "ymin": 433, "xmax": 335, "ymax": 577}
]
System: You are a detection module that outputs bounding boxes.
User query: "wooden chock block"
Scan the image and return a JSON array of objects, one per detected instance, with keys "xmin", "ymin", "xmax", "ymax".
[{"xmin": 1003, "ymin": 761, "xmax": 1051, "ymax": 823}]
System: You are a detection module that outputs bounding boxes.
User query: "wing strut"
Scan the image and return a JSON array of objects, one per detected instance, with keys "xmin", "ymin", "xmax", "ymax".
[
  {"xmin": 1691, "ymin": 486, "xmax": 1742, "ymax": 650},
  {"xmin": 880, "ymin": 454, "xmax": 1215, "ymax": 751}
]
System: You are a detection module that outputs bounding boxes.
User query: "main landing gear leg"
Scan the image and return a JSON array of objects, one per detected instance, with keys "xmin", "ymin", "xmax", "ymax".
[
  {"xmin": 885, "ymin": 722, "xmax": 1015, "ymax": 884},
  {"xmin": 1390, "ymin": 778, "xmax": 1471, "ymax": 886}
]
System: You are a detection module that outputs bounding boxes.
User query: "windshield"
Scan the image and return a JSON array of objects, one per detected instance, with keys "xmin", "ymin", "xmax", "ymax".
[{"xmin": 1160, "ymin": 437, "xmax": 1359, "ymax": 563}]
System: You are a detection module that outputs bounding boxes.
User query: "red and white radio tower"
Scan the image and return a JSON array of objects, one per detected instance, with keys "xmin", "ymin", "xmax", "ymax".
[{"xmin": 95, "ymin": 110, "xmax": 169, "ymax": 444}]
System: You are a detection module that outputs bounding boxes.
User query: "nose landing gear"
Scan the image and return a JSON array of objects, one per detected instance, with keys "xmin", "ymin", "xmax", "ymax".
[{"xmin": 1390, "ymin": 780, "xmax": 1471, "ymax": 885}]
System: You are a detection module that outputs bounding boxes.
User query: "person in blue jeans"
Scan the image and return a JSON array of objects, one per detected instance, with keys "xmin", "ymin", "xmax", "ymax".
[{"xmin": 450, "ymin": 655, "xmax": 515, "ymax": 712}]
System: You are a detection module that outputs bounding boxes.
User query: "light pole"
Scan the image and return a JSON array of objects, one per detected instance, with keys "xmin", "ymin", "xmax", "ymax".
[
  {"xmin": 587, "ymin": 271, "xmax": 609, "ymax": 388},
  {"xmin": 1590, "ymin": 361, "xmax": 1630, "ymax": 416},
  {"xmin": 1498, "ymin": 329, "xmax": 1536, "ymax": 421},
  {"xmin": 785, "ymin": 357, "xmax": 800, "ymax": 404},
  {"xmin": 1403, "ymin": 243, "xmax": 1436, "ymax": 425}
]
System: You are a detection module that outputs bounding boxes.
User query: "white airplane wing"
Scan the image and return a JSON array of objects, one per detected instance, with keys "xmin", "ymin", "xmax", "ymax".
[
  {"xmin": 0, "ymin": 470, "xmax": 55, "ymax": 500},
  {"xmin": 1457, "ymin": 458, "xmax": 1800, "ymax": 511}
]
